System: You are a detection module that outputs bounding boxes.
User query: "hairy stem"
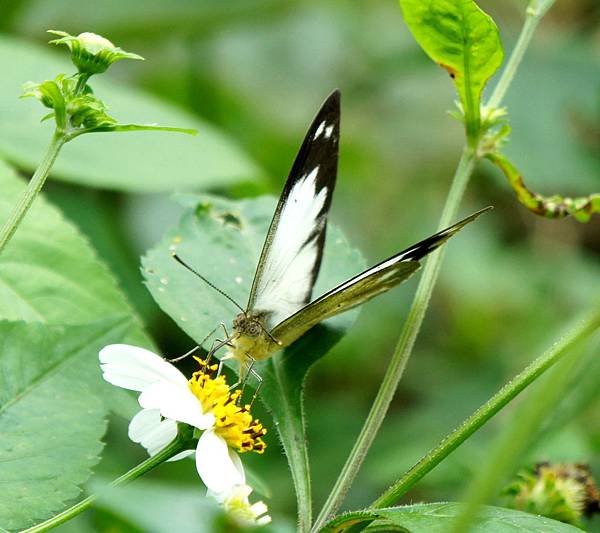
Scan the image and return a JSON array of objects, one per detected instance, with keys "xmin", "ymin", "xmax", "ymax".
[
  {"xmin": 451, "ymin": 311, "xmax": 600, "ymax": 533},
  {"xmin": 0, "ymin": 131, "xmax": 65, "ymax": 255},
  {"xmin": 370, "ymin": 310, "xmax": 600, "ymax": 509},
  {"xmin": 21, "ymin": 438, "xmax": 185, "ymax": 533}
]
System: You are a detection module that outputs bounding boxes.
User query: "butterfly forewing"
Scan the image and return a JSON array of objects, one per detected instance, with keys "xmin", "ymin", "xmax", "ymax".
[
  {"xmin": 271, "ymin": 207, "xmax": 491, "ymax": 348},
  {"xmin": 247, "ymin": 90, "xmax": 341, "ymax": 328}
]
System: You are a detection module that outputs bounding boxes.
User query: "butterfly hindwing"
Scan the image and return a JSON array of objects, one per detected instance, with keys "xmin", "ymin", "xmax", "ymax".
[
  {"xmin": 271, "ymin": 207, "xmax": 490, "ymax": 348},
  {"xmin": 247, "ymin": 90, "xmax": 341, "ymax": 329}
]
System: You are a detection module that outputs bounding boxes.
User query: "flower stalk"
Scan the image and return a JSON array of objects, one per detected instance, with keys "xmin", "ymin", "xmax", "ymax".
[{"xmin": 0, "ymin": 131, "xmax": 66, "ymax": 254}]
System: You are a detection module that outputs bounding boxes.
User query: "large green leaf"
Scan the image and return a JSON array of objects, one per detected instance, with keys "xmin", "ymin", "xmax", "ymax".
[
  {"xmin": 0, "ymin": 318, "xmax": 132, "ymax": 531},
  {"xmin": 0, "ymin": 35, "xmax": 262, "ymax": 192},
  {"xmin": 0, "ymin": 161, "xmax": 142, "ymax": 332},
  {"xmin": 0, "ymin": 159, "xmax": 148, "ymax": 415},
  {"xmin": 142, "ymin": 194, "xmax": 365, "ymax": 525},
  {"xmin": 398, "ymin": 0, "xmax": 503, "ymax": 138},
  {"xmin": 322, "ymin": 503, "xmax": 582, "ymax": 532}
]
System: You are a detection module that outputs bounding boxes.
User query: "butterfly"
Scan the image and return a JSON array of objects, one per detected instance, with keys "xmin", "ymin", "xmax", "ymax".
[{"xmin": 175, "ymin": 90, "xmax": 489, "ymax": 371}]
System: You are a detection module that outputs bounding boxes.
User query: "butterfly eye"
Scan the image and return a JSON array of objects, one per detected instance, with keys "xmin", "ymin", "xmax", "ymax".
[{"xmin": 248, "ymin": 321, "xmax": 262, "ymax": 337}]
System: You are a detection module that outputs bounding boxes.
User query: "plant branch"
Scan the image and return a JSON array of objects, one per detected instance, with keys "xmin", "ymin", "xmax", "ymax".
[
  {"xmin": 0, "ymin": 131, "xmax": 66, "ymax": 255},
  {"xmin": 451, "ymin": 310, "xmax": 600, "ymax": 533},
  {"xmin": 486, "ymin": 0, "xmax": 556, "ymax": 110},
  {"xmin": 21, "ymin": 438, "xmax": 186, "ymax": 533},
  {"xmin": 370, "ymin": 309, "xmax": 600, "ymax": 509},
  {"xmin": 312, "ymin": 3, "xmax": 554, "ymax": 529}
]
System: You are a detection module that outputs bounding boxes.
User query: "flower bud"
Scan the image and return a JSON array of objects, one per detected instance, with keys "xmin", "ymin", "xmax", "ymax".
[
  {"xmin": 48, "ymin": 30, "xmax": 143, "ymax": 75},
  {"xmin": 504, "ymin": 462, "xmax": 600, "ymax": 527}
]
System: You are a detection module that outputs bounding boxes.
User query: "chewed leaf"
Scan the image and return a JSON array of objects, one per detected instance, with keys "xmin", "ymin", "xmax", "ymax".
[
  {"xmin": 0, "ymin": 318, "xmax": 132, "ymax": 531},
  {"xmin": 322, "ymin": 502, "xmax": 582, "ymax": 532},
  {"xmin": 399, "ymin": 0, "xmax": 503, "ymax": 138},
  {"xmin": 142, "ymin": 193, "xmax": 365, "ymax": 520}
]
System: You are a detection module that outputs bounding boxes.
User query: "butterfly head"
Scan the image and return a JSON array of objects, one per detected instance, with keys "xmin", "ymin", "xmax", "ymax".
[{"xmin": 233, "ymin": 312, "xmax": 264, "ymax": 338}]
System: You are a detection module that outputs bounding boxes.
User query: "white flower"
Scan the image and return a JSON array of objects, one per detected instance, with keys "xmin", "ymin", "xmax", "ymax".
[
  {"xmin": 212, "ymin": 484, "xmax": 272, "ymax": 527},
  {"xmin": 99, "ymin": 344, "xmax": 266, "ymax": 494}
]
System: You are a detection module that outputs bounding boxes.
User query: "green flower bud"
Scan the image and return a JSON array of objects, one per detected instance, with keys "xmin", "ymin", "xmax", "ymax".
[
  {"xmin": 503, "ymin": 462, "xmax": 600, "ymax": 527},
  {"xmin": 21, "ymin": 77, "xmax": 65, "ymax": 110},
  {"xmin": 48, "ymin": 30, "xmax": 143, "ymax": 75},
  {"xmin": 67, "ymin": 94, "xmax": 117, "ymax": 129}
]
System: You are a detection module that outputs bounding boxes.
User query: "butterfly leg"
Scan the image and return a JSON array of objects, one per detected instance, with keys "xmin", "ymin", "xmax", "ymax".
[
  {"xmin": 166, "ymin": 323, "xmax": 222, "ymax": 363},
  {"xmin": 233, "ymin": 353, "xmax": 262, "ymax": 406}
]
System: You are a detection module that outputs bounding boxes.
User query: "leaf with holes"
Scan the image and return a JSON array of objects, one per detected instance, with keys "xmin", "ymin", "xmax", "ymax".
[
  {"xmin": 0, "ymin": 318, "xmax": 133, "ymax": 531},
  {"xmin": 398, "ymin": 0, "xmax": 503, "ymax": 139},
  {"xmin": 142, "ymin": 194, "xmax": 365, "ymax": 522}
]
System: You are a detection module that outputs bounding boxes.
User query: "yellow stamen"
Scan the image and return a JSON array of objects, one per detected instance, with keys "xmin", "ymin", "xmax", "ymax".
[{"xmin": 188, "ymin": 357, "xmax": 267, "ymax": 454}]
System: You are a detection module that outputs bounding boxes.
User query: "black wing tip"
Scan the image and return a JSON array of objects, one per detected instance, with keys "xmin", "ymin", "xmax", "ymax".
[
  {"xmin": 402, "ymin": 206, "xmax": 493, "ymax": 261},
  {"xmin": 319, "ymin": 89, "xmax": 341, "ymax": 115}
]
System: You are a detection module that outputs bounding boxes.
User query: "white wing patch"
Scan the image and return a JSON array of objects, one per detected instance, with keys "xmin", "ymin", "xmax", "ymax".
[
  {"xmin": 324, "ymin": 124, "xmax": 334, "ymax": 139},
  {"xmin": 253, "ymin": 166, "xmax": 327, "ymax": 327},
  {"xmin": 313, "ymin": 120, "xmax": 326, "ymax": 140},
  {"xmin": 333, "ymin": 254, "xmax": 401, "ymax": 293}
]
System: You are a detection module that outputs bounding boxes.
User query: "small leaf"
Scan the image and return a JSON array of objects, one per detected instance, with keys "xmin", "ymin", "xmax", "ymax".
[
  {"xmin": 0, "ymin": 318, "xmax": 132, "ymax": 531},
  {"xmin": 322, "ymin": 502, "xmax": 583, "ymax": 532},
  {"xmin": 142, "ymin": 194, "xmax": 365, "ymax": 521},
  {"xmin": 398, "ymin": 0, "xmax": 503, "ymax": 140},
  {"xmin": 0, "ymin": 35, "xmax": 262, "ymax": 192}
]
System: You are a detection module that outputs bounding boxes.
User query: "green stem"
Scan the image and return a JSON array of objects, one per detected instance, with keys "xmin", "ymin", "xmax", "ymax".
[
  {"xmin": 21, "ymin": 438, "xmax": 185, "ymax": 533},
  {"xmin": 0, "ymin": 131, "xmax": 66, "ymax": 255},
  {"xmin": 451, "ymin": 310, "xmax": 600, "ymax": 533},
  {"xmin": 486, "ymin": 0, "xmax": 555, "ymax": 110},
  {"xmin": 370, "ymin": 309, "xmax": 600, "ymax": 509},
  {"xmin": 311, "ymin": 147, "xmax": 477, "ymax": 533},
  {"xmin": 312, "ymin": 3, "xmax": 554, "ymax": 529}
]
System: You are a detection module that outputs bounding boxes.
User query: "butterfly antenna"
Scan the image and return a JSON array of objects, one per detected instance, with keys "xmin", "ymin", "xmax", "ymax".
[{"xmin": 172, "ymin": 253, "xmax": 246, "ymax": 314}]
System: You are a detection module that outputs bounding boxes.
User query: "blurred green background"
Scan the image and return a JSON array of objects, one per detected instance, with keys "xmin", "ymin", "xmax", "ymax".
[{"xmin": 0, "ymin": 0, "xmax": 598, "ymax": 530}]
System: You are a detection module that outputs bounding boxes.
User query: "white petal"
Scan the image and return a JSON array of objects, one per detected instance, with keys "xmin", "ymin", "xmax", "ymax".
[
  {"xmin": 196, "ymin": 430, "xmax": 245, "ymax": 494},
  {"xmin": 138, "ymin": 381, "xmax": 215, "ymax": 430},
  {"xmin": 99, "ymin": 344, "xmax": 188, "ymax": 391},
  {"xmin": 128, "ymin": 409, "xmax": 178, "ymax": 456}
]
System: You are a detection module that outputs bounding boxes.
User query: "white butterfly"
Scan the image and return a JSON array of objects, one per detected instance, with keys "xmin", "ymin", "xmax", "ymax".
[{"xmin": 177, "ymin": 91, "xmax": 489, "ymax": 370}]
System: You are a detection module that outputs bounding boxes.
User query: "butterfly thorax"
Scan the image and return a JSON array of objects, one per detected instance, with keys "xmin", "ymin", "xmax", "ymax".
[{"xmin": 230, "ymin": 312, "xmax": 279, "ymax": 363}]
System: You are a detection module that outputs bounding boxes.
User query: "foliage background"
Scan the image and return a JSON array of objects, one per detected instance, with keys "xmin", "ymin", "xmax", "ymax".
[{"xmin": 0, "ymin": 0, "xmax": 598, "ymax": 530}]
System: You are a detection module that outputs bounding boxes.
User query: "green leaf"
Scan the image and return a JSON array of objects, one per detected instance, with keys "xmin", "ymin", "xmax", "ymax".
[
  {"xmin": 0, "ymin": 318, "xmax": 132, "ymax": 531},
  {"xmin": 398, "ymin": 0, "xmax": 503, "ymax": 140},
  {"xmin": 322, "ymin": 503, "xmax": 582, "ymax": 532},
  {"xmin": 0, "ymin": 159, "xmax": 149, "ymax": 416},
  {"xmin": 142, "ymin": 194, "xmax": 365, "ymax": 525},
  {"xmin": 0, "ymin": 35, "xmax": 263, "ymax": 192},
  {"xmin": 0, "ymin": 161, "xmax": 141, "ymax": 331}
]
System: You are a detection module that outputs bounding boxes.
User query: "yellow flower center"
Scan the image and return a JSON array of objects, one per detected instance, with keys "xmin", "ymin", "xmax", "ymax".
[{"xmin": 188, "ymin": 358, "xmax": 266, "ymax": 454}]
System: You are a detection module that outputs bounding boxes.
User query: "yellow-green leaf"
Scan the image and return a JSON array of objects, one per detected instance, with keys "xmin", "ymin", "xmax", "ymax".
[{"xmin": 399, "ymin": 0, "xmax": 503, "ymax": 140}]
